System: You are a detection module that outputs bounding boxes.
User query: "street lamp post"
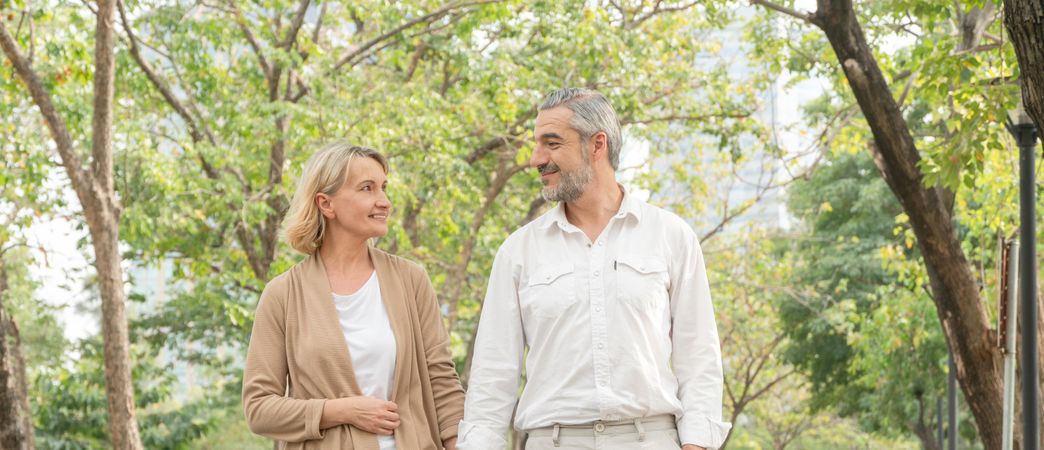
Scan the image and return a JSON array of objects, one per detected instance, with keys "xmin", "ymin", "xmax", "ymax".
[{"xmin": 1006, "ymin": 98, "xmax": 1040, "ymax": 450}]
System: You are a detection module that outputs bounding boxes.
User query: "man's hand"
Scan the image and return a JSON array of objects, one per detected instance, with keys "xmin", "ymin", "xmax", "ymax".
[
  {"xmin": 682, "ymin": 445, "xmax": 707, "ymax": 450},
  {"xmin": 443, "ymin": 436, "xmax": 458, "ymax": 450}
]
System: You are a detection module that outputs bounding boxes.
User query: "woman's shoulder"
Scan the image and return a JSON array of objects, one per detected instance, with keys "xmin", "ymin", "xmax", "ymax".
[
  {"xmin": 258, "ymin": 256, "xmax": 312, "ymax": 305},
  {"xmin": 371, "ymin": 247, "xmax": 427, "ymax": 280}
]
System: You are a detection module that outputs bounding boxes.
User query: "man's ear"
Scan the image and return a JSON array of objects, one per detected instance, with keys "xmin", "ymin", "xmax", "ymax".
[{"xmin": 590, "ymin": 131, "xmax": 609, "ymax": 161}]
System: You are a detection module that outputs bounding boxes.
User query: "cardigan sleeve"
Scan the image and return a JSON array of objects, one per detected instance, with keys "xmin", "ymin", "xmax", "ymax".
[
  {"xmin": 413, "ymin": 265, "xmax": 466, "ymax": 442},
  {"xmin": 242, "ymin": 277, "xmax": 327, "ymax": 442}
]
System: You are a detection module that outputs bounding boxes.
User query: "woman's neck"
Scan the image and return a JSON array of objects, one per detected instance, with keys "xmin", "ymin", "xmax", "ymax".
[{"xmin": 318, "ymin": 236, "xmax": 373, "ymax": 275}]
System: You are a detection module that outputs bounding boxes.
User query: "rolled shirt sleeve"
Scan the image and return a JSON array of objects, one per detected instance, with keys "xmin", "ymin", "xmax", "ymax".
[
  {"xmin": 669, "ymin": 229, "xmax": 732, "ymax": 449},
  {"xmin": 458, "ymin": 247, "xmax": 525, "ymax": 450}
]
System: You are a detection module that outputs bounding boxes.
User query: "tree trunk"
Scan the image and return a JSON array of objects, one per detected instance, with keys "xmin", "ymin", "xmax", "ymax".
[
  {"xmin": 912, "ymin": 424, "xmax": 941, "ymax": 450},
  {"xmin": 88, "ymin": 217, "xmax": 142, "ymax": 449},
  {"xmin": 0, "ymin": 0, "xmax": 143, "ymax": 446},
  {"xmin": 0, "ymin": 260, "xmax": 35, "ymax": 450},
  {"xmin": 911, "ymin": 392, "xmax": 941, "ymax": 450},
  {"xmin": 87, "ymin": 0, "xmax": 143, "ymax": 446},
  {"xmin": 1005, "ymin": 17, "xmax": 1044, "ymax": 444},
  {"xmin": 1005, "ymin": 1, "xmax": 1044, "ymax": 132},
  {"xmin": 810, "ymin": 1, "xmax": 1006, "ymax": 448},
  {"xmin": 442, "ymin": 160, "xmax": 522, "ymax": 333}
]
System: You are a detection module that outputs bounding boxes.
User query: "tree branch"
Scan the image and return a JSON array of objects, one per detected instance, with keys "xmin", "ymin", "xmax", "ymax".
[
  {"xmin": 228, "ymin": 2, "xmax": 272, "ymax": 81},
  {"xmin": 749, "ymin": 0, "xmax": 817, "ymax": 25},
  {"xmin": 117, "ymin": 0, "xmax": 216, "ymax": 153},
  {"xmin": 90, "ymin": 0, "xmax": 117, "ymax": 200},
  {"xmin": 0, "ymin": 18, "xmax": 93, "ymax": 197},
  {"xmin": 628, "ymin": 0, "xmax": 699, "ymax": 30},
  {"xmin": 522, "ymin": 196, "xmax": 548, "ymax": 225},
  {"xmin": 311, "ymin": 1, "xmax": 326, "ymax": 45},
  {"xmin": 443, "ymin": 159, "xmax": 527, "ymax": 332},
  {"xmin": 330, "ymin": 1, "xmax": 498, "ymax": 72},
  {"xmin": 280, "ymin": 0, "xmax": 310, "ymax": 49},
  {"xmin": 465, "ymin": 108, "xmax": 537, "ymax": 164},
  {"xmin": 621, "ymin": 112, "xmax": 753, "ymax": 126}
]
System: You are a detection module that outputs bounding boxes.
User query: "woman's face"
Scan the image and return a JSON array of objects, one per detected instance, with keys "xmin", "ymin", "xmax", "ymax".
[{"xmin": 317, "ymin": 157, "xmax": 391, "ymax": 241}]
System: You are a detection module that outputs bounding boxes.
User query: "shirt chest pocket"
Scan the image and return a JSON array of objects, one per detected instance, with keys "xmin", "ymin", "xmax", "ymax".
[
  {"xmin": 520, "ymin": 262, "xmax": 577, "ymax": 319},
  {"xmin": 616, "ymin": 254, "xmax": 669, "ymax": 310}
]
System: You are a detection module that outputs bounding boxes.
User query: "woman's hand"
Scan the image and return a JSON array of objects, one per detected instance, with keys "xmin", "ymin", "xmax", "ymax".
[
  {"xmin": 321, "ymin": 396, "xmax": 400, "ymax": 435},
  {"xmin": 443, "ymin": 436, "xmax": 458, "ymax": 450}
]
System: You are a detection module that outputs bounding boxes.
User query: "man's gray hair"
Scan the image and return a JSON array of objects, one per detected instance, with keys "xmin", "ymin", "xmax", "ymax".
[{"xmin": 539, "ymin": 88, "xmax": 622, "ymax": 170}]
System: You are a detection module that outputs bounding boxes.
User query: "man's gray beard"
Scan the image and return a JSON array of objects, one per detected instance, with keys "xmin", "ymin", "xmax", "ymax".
[{"xmin": 541, "ymin": 162, "xmax": 593, "ymax": 203}]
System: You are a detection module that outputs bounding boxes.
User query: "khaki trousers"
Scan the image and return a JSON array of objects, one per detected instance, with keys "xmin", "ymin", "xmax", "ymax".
[{"xmin": 523, "ymin": 415, "xmax": 681, "ymax": 450}]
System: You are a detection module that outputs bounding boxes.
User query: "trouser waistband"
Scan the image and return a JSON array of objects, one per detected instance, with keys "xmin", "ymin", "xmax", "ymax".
[{"xmin": 526, "ymin": 414, "xmax": 676, "ymax": 445}]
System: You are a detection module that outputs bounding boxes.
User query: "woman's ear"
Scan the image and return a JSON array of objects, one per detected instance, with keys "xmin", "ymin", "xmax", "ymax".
[{"xmin": 316, "ymin": 193, "xmax": 334, "ymax": 219}]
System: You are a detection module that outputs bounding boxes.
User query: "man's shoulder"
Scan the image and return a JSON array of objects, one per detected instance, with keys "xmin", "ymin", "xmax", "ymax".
[{"xmin": 635, "ymin": 198, "xmax": 698, "ymax": 239}]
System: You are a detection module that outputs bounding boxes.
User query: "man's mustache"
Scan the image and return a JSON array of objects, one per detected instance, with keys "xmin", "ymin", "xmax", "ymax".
[{"xmin": 537, "ymin": 163, "xmax": 560, "ymax": 175}]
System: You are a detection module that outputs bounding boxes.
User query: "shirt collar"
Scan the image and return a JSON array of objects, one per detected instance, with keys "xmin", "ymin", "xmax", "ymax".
[{"xmin": 538, "ymin": 184, "xmax": 643, "ymax": 231}]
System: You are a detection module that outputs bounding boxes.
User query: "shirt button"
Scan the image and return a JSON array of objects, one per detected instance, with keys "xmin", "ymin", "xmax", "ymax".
[
  {"xmin": 595, "ymin": 306, "xmax": 602, "ymax": 312},
  {"xmin": 597, "ymin": 241, "xmax": 604, "ymax": 246},
  {"xmin": 598, "ymin": 343, "xmax": 604, "ymax": 349},
  {"xmin": 594, "ymin": 270, "xmax": 600, "ymax": 277}
]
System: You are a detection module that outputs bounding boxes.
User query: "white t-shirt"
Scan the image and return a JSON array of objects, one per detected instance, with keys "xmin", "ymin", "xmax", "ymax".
[{"xmin": 332, "ymin": 271, "xmax": 398, "ymax": 450}]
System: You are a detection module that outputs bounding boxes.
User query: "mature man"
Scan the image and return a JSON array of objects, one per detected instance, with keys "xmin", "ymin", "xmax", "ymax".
[{"xmin": 457, "ymin": 88, "xmax": 730, "ymax": 450}]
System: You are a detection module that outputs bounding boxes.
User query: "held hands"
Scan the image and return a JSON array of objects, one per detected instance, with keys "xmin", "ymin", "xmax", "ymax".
[
  {"xmin": 442, "ymin": 436, "xmax": 458, "ymax": 450},
  {"xmin": 682, "ymin": 445, "xmax": 706, "ymax": 450},
  {"xmin": 325, "ymin": 396, "xmax": 401, "ymax": 435}
]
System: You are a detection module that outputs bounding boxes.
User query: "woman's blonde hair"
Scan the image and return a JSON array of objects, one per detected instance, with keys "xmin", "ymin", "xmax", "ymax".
[{"xmin": 283, "ymin": 141, "xmax": 389, "ymax": 254}]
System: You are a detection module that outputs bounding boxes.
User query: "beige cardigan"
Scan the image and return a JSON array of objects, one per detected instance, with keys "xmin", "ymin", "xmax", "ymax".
[{"xmin": 242, "ymin": 248, "xmax": 465, "ymax": 449}]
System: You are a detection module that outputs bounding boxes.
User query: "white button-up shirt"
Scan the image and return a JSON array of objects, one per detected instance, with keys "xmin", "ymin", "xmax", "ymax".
[{"xmin": 459, "ymin": 188, "xmax": 731, "ymax": 449}]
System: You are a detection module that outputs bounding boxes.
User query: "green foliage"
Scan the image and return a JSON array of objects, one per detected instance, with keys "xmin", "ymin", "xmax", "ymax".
[
  {"xmin": 0, "ymin": 248, "xmax": 67, "ymax": 373},
  {"xmin": 10, "ymin": 0, "xmax": 1031, "ymax": 446},
  {"xmin": 104, "ymin": 0, "xmax": 763, "ymax": 391},
  {"xmin": 32, "ymin": 338, "xmax": 222, "ymax": 449},
  {"xmin": 781, "ymin": 151, "xmax": 902, "ymax": 410}
]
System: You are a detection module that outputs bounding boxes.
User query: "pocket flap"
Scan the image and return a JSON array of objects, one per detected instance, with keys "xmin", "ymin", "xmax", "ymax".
[
  {"xmin": 528, "ymin": 262, "xmax": 575, "ymax": 286},
  {"xmin": 616, "ymin": 255, "xmax": 667, "ymax": 274}
]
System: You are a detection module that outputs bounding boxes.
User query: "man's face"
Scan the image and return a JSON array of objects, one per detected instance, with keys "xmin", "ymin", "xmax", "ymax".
[{"xmin": 531, "ymin": 107, "xmax": 593, "ymax": 202}]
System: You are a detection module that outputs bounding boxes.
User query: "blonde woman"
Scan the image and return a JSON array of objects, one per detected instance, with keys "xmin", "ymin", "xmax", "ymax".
[{"xmin": 243, "ymin": 142, "xmax": 464, "ymax": 450}]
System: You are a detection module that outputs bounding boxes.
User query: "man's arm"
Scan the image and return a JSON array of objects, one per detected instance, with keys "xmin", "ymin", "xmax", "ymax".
[
  {"xmin": 669, "ymin": 229, "xmax": 732, "ymax": 450},
  {"xmin": 457, "ymin": 248, "xmax": 525, "ymax": 450}
]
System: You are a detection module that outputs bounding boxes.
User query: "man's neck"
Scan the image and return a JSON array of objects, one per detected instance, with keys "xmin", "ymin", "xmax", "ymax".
[{"xmin": 564, "ymin": 180, "xmax": 624, "ymax": 242}]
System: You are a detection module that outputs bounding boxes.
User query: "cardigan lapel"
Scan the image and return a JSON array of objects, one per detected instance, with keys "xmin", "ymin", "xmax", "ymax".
[
  {"xmin": 301, "ymin": 253, "xmax": 363, "ymax": 397},
  {"xmin": 370, "ymin": 248, "xmax": 411, "ymax": 404}
]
